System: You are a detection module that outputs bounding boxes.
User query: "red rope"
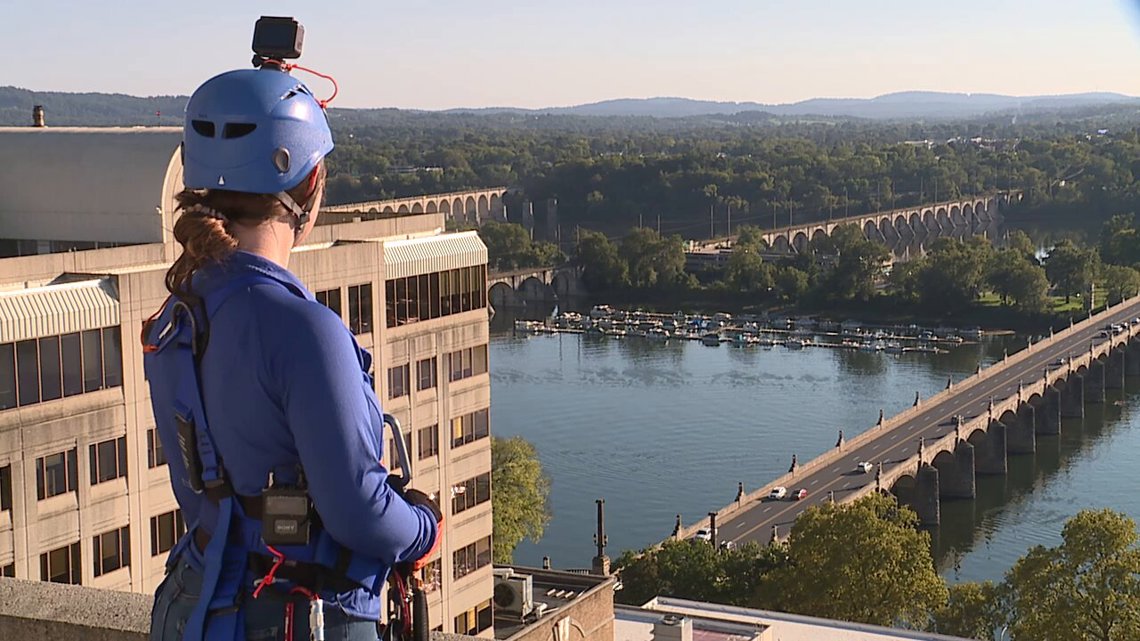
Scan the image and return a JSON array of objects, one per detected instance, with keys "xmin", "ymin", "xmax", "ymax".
[
  {"xmin": 266, "ymin": 60, "xmax": 340, "ymax": 108},
  {"xmin": 252, "ymin": 544, "xmax": 287, "ymax": 599}
]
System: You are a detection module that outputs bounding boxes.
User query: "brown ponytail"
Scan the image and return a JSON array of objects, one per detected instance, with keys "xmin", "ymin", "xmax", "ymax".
[{"xmin": 164, "ymin": 163, "xmax": 326, "ymax": 302}]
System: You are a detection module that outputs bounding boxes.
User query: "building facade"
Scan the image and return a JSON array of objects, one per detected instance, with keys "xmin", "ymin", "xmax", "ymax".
[{"xmin": 0, "ymin": 127, "xmax": 494, "ymax": 636}]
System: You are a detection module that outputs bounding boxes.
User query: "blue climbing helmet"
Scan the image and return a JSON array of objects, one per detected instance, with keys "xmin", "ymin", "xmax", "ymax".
[{"xmin": 182, "ymin": 67, "xmax": 333, "ymax": 194}]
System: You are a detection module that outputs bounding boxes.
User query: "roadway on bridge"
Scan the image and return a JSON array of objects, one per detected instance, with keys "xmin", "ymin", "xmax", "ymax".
[{"xmin": 722, "ymin": 299, "xmax": 1140, "ymax": 546}]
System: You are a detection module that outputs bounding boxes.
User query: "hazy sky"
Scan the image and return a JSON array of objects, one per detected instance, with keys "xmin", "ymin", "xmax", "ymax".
[{"xmin": 4, "ymin": 0, "xmax": 1140, "ymax": 109}]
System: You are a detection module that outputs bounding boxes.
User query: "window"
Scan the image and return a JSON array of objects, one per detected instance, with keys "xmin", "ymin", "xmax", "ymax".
[
  {"xmin": 1, "ymin": 564, "xmax": 13, "ymax": 578},
  {"xmin": 450, "ymin": 408, "xmax": 490, "ymax": 449},
  {"xmin": 348, "ymin": 283, "xmax": 373, "ymax": 335},
  {"xmin": 0, "ymin": 327, "xmax": 121, "ymax": 410},
  {"xmin": 147, "ymin": 428, "xmax": 167, "ymax": 469},
  {"xmin": 416, "ymin": 357, "xmax": 437, "ymax": 391},
  {"xmin": 89, "ymin": 436, "xmax": 128, "ymax": 485},
  {"xmin": 150, "ymin": 509, "xmax": 186, "ymax": 556},
  {"xmin": 61, "ymin": 333, "xmax": 82, "ymax": 397},
  {"xmin": 81, "ymin": 329, "xmax": 104, "ymax": 393},
  {"xmin": 102, "ymin": 327, "xmax": 122, "ymax": 389},
  {"xmin": 421, "ymin": 559, "xmax": 441, "ymax": 594},
  {"xmin": 386, "ymin": 265, "xmax": 487, "ymax": 328},
  {"xmin": 0, "ymin": 343, "xmax": 14, "ymax": 410},
  {"xmin": 38, "ymin": 336, "xmax": 62, "ymax": 402},
  {"xmin": 387, "ymin": 364, "xmax": 410, "ymax": 400},
  {"xmin": 315, "ymin": 287, "xmax": 342, "ymax": 318},
  {"xmin": 16, "ymin": 339, "xmax": 39, "ymax": 406},
  {"xmin": 452, "ymin": 472, "xmax": 491, "ymax": 516},
  {"xmin": 36, "ymin": 449, "xmax": 78, "ymax": 500},
  {"xmin": 40, "ymin": 542, "xmax": 81, "ymax": 584},
  {"xmin": 93, "ymin": 526, "xmax": 130, "ymax": 577},
  {"xmin": 454, "ymin": 600, "xmax": 493, "ymax": 636},
  {"xmin": 447, "ymin": 345, "xmax": 488, "ymax": 383},
  {"xmin": 417, "ymin": 425, "xmax": 439, "ymax": 461},
  {"xmin": 0, "ymin": 465, "xmax": 11, "ymax": 512},
  {"xmin": 452, "ymin": 536, "xmax": 492, "ymax": 581}
]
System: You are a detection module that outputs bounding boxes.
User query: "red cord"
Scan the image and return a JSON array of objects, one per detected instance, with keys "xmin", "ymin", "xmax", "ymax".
[
  {"xmin": 252, "ymin": 545, "xmax": 287, "ymax": 599},
  {"xmin": 267, "ymin": 60, "xmax": 339, "ymax": 108},
  {"xmin": 140, "ymin": 295, "xmax": 172, "ymax": 353},
  {"xmin": 284, "ymin": 601, "xmax": 295, "ymax": 641}
]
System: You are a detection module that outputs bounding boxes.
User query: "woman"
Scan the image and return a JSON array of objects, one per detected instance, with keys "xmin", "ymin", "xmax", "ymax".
[{"xmin": 143, "ymin": 65, "xmax": 440, "ymax": 641}]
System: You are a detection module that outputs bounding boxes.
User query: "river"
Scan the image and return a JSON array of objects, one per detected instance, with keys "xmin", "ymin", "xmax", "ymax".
[{"xmin": 487, "ymin": 307, "xmax": 1140, "ymax": 584}]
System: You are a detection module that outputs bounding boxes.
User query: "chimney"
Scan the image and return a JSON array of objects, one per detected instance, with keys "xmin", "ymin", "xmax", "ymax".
[
  {"xmin": 653, "ymin": 615, "xmax": 693, "ymax": 641},
  {"xmin": 33, "ymin": 105, "xmax": 45, "ymax": 127}
]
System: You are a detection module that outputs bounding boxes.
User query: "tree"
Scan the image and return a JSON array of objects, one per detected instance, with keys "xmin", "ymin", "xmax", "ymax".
[
  {"xmin": 479, "ymin": 221, "xmax": 534, "ymax": 270},
  {"xmin": 1004, "ymin": 229, "xmax": 1040, "ymax": 265},
  {"xmin": 491, "ymin": 436, "xmax": 551, "ymax": 563},
  {"xmin": 619, "ymin": 228, "xmax": 687, "ymax": 290},
  {"xmin": 930, "ymin": 581, "xmax": 1003, "ymax": 640},
  {"xmin": 766, "ymin": 493, "xmax": 948, "ymax": 628},
  {"xmin": 1045, "ymin": 240, "xmax": 1099, "ymax": 303},
  {"xmin": 576, "ymin": 230, "xmax": 628, "ymax": 291},
  {"xmin": 916, "ymin": 238, "xmax": 994, "ymax": 313},
  {"xmin": 988, "ymin": 250, "xmax": 1050, "ymax": 313},
  {"xmin": 1102, "ymin": 264, "xmax": 1140, "ymax": 303},
  {"xmin": 614, "ymin": 539, "xmax": 788, "ymax": 607},
  {"xmin": 774, "ymin": 265, "xmax": 810, "ymax": 301},
  {"xmin": 1001, "ymin": 509, "xmax": 1140, "ymax": 641},
  {"xmin": 725, "ymin": 246, "xmax": 774, "ymax": 293},
  {"xmin": 889, "ymin": 258, "xmax": 926, "ymax": 304},
  {"xmin": 813, "ymin": 223, "xmax": 890, "ymax": 301}
]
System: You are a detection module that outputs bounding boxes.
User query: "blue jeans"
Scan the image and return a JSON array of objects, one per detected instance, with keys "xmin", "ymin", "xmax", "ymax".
[{"xmin": 150, "ymin": 556, "xmax": 380, "ymax": 641}]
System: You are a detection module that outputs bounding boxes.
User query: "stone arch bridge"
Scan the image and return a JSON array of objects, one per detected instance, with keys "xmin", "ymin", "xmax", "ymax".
[
  {"xmin": 671, "ymin": 295, "xmax": 1140, "ymax": 546},
  {"xmin": 323, "ymin": 187, "xmax": 508, "ymax": 225},
  {"xmin": 488, "ymin": 264, "xmax": 585, "ymax": 309},
  {"xmin": 761, "ymin": 193, "xmax": 1012, "ymax": 257}
]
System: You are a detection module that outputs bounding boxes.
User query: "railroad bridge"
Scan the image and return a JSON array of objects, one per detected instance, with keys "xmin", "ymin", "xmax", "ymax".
[
  {"xmin": 322, "ymin": 187, "xmax": 508, "ymax": 224},
  {"xmin": 488, "ymin": 264, "xmax": 585, "ymax": 308},
  {"xmin": 763, "ymin": 194, "xmax": 1011, "ymax": 255},
  {"xmin": 672, "ymin": 296, "xmax": 1140, "ymax": 546}
]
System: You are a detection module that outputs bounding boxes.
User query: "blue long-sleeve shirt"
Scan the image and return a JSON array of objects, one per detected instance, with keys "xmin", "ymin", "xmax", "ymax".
[{"xmin": 144, "ymin": 250, "xmax": 437, "ymax": 619}]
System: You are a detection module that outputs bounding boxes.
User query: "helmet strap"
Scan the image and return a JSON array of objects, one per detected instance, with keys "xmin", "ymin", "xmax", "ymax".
[{"xmin": 275, "ymin": 191, "xmax": 310, "ymax": 239}]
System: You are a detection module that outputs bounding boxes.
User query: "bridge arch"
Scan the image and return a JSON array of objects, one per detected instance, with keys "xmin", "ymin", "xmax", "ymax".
[
  {"xmin": 811, "ymin": 228, "xmax": 828, "ymax": 245},
  {"xmin": 890, "ymin": 473, "xmax": 917, "ymax": 506},
  {"xmin": 909, "ymin": 212, "xmax": 923, "ymax": 234},
  {"xmin": 477, "ymin": 194, "xmax": 490, "ymax": 221},
  {"xmin": 367, "ymin": 207, "xmax": 378, "ymax": 215},
  {"xmin": 922, "ymin": 209, "xmax": 936, "ymax": 230},
  {"xmin": 438, "ymin": 199, "xmax": 450, "ymax": 216},
  {"xmin": 962, "ymin": 202, "xmax": 974, "ymax": 225},
  {"xmin": 950, "ymin": 205, "xmax": 963, "ymax": 226},
  {"xmin": 382, "ymin": 205, "xmax": 395, "ymax": 214},
  {"xmin": 412, "ymin": 202, "xmax": 424, "ymax": 214},
  {"xmin": 397, "ymin": 204, "xmax": 410, "ymax": 214},
  {"xmin": 772, "ymin": 234, "xmax": 791, "ymax": 253},
  {"xmin": 426, "ymin": 201, "xmax": 438, "ymax": 214},
  {"xmin": 518, "ymin": 275, "xmax": 554, "ymax": 302},
  {"xmin": 465, "ymin": 196, "xmax": 477, "ymax": 222},
  {"xmin": 792, "ymin": 231, "xmax": 810, "ymax": 253},
  {"xmin": 490, "ymin": 193, "xmax": 504, "ymax": 221},
  {"xmin": 453, "ymin": 197, "xmax": 464, "ymax": 221},
  {"xmin": 863, "ymin": 220, "xmax": 878, "ymax": 240},
  {"xmin": 488, "ymin": 281, "xmax": 519, "ymax": 309},
  {"xmin": 879, "ymin": 217, "xmax": 894, "ymax": 239},
  {"xmin": 936, "ymin": 207, "xmax": 950, "ymax": 228},
  {"xmin": 895, "ymin": 214, "xmax": 909, "ymax": 236},
  {"xmin": 552, "ymin": 270, "xmax": 583, "ymax": 298}
]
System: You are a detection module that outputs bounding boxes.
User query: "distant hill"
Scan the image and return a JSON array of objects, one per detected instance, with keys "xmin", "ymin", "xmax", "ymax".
[
  {"xmin": 453, "ymin": 91, "xmax": 1140, "ymax": 120},
  {"xmin": 0, "ymin": 87, "xmax": 185, "ymax": 126},
  {"xmin": 1, "ymin": 86, "xmax": 1137, "ymax": 126}
]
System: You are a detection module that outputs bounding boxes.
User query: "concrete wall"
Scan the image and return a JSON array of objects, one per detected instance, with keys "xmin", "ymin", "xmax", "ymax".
[{"xmin": 0, "ymin": 576, "xmax": 486, "ymax": 641}]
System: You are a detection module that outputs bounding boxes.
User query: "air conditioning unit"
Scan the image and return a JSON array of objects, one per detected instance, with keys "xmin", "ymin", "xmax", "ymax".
[{"xmin": 493, "ymin": 571, "xmax": 534, "ymax": 618}]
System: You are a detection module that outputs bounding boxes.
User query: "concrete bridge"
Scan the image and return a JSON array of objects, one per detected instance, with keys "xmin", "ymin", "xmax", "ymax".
[
  {"xmin": 759, "ymin": 193, "xmax": 1012, "ymax": 257},
  {"xmin": 674, "ymin": 295, "xmax": 1140, "ymax": 546},
  {"xmin": 488, "ymin": 264, "xmax": 585, "ymax": 308},
  {"xmin": 323, "ymin": 187, "xmax": 508, "ymax": 224}
]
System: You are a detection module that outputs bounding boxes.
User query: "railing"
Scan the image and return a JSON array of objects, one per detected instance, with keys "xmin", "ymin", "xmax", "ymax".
[
  {"xmin": 323, "ymin": 187, "xmax": 509, "ymax": 213},
  {"xmin": 673, "ymin": 294, "xmax": 1140, "ymax": 542}
]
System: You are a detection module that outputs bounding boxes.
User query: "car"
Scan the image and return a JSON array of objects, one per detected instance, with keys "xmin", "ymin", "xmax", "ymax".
[
  {"xmin": 768, "ymin": 486, "xmax": 788, "ymax": 500},
  {"xmin": 1051, "ymin": 356, "xmax": 1069, "ymax": 367},
  {"xmin": 1098, "ymin": 330, "xmax": 1111, "ymax": 339},
  {"xmin": 792, "ymin": 488, "xmax": 808, "ymax": 501},
  {"xmin": 692, "ymin": 528, "xmax": 712, "ymax": 543},
  {"xmin": 719, "ymin": 540, "xmax": 735, "ymax": 550},
  {"xmin": 856, "ymin": 461, "xmax": 873, "ymax": 474}
]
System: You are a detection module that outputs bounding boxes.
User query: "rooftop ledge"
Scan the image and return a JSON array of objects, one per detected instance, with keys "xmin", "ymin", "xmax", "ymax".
[{"xmin": 0, "ymin": 577, "xmax": 482, "ymax": 641}]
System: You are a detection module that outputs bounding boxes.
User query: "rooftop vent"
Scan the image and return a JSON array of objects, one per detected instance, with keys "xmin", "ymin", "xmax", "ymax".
[
  {"xmin": 653, "ymin": 615, "xmax": 693, "ymax": 641},
  {"xmin": 33, "ymin": 106, "xmax": 45, "ymax": 127}
]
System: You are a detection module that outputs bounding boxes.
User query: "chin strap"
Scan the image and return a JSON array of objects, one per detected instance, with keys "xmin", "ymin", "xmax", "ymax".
[{"xmin": 275, "ymin": 191, "xmax": 310, "ymax": 239}]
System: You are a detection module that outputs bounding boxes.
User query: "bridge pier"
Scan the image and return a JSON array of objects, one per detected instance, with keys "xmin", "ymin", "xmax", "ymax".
[
  {"xmin": 1035, "ymin": 389, "xmax": 1061, "ymax": 435},
  {"xmin": 1126, "ymin": 344, "xmax": 1140, "ymax": 377},
  {"xmin": 1006, "ymin": 406, "xmax": 1036, "ymax": 454},
  {"xmin": 976, "ymin": 422, "xmax": 1007, "ymax": 475},
  {"xmin": 939, "ymin": 442, "xmax": 976, "ymax": 499},
  {"xmin": 1060, "ymin": 381, "xmax": 1084, "ymax": 419},
  {"xmin": 914, "ymin": 464, "xmax": 940, "ymax": 526},
  {"xmin": 1084, "ymin": 364, "xmax": 1106, "ymax": 404},
  {"xmin": 1106, "ymin": 350, "xmax": 1125, "ymax": 390}
]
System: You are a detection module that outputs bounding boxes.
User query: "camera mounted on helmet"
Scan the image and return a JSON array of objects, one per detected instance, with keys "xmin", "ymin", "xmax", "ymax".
[{"xmin": 252, "ymin": 16, "xmax": 305, "ymax": 70}]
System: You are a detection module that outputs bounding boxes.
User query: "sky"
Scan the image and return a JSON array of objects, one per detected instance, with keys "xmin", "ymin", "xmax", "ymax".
[{"xmin": 3, "ymin": 0, "xmax": 1140, "ymax": 110}]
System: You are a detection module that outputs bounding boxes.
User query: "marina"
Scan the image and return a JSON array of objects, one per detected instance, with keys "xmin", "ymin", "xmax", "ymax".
[{"xmin": 511, "ymin": 305, "xmax": 978, "ymax": 354}]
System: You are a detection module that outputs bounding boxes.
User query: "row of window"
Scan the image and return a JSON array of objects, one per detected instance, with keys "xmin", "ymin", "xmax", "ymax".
[
  {"xmin": 454, "ymin": 599, "xmax": 493, "ymax": 636},
  {"xmin": 452, "ymin": 472, "xmax": 491, "ymax": 516},
  {"xmin": 451, "ymin": 409, "xmax": 490, "ymax": 449},
  {"xmin": 386, "ymin": 266, "xmax": 488, "ymax": 328},
  {"xmin": 0, "ymin": 327, "xmax": 123, "ymax": 410},
  {"xmin": 11, "ymin": 432, "xmax": 165, "ymax": 506},
  {"xmin": 447, "ymin": 345, "xmax": 488, "ymax": 383},
  {"xmin": 386, "ymin": 346, "xmax": 486, "ymax": 401},
  {"xmin": 36, "ymin": 509, "xmax": 184, "ymax": 586},
  {"xmin": 453, "ymin": 535, "xmax": 492, "ymax": 581},
  {"xmin": 315, "ymin": 284, "xmax": 374, "ymax": 336}
]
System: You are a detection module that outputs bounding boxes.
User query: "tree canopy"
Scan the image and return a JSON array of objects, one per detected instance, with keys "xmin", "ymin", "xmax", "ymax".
[{"xmin": 491, "ymin": 436, "xmax": 551, "ymax": 563}]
